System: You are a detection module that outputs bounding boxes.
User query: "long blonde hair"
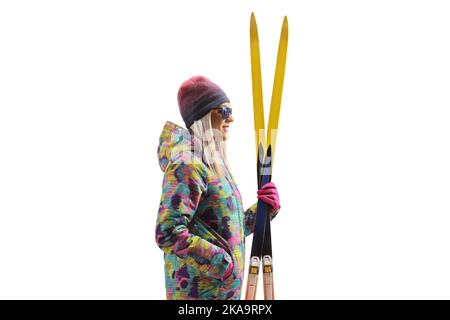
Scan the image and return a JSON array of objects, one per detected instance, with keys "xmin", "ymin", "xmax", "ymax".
[{"xmin": 189, "ymin": 112, "xmax": 230, "ymax": 179}]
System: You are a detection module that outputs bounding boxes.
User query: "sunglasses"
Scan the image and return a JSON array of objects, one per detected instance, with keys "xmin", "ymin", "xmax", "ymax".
[{"xmin": 214, "ymin": 106, "xmax": 233, "ymax": 120}]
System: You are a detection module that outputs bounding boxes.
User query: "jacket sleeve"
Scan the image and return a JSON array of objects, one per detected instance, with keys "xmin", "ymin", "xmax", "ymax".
[
  {"xmin": 244, "ymin": 202, "xmax": 280, "ymax": 237},
  {"xmin": 155, "ymin": 160, "xmax": 232, "ymax": 280}
]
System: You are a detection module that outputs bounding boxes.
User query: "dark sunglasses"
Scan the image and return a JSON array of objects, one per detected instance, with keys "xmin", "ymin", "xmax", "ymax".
[{"xmin": 214, "ymin": 107, "xmax": 233, "ymax": 120}]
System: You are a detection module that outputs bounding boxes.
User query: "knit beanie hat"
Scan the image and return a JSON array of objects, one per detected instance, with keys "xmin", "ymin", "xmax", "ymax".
[{"xmin": 177, "ymin": 75, "xmax": 230, "ymax": 128}]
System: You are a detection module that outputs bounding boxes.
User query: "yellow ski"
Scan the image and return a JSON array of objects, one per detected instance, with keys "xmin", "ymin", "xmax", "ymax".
[
  {"xmin": 250, "ymin": 12, "xmax": 266, "ymax": 159},
  {"xmin": 245, "ymin": 12, "xmax": 289, "ymax": 301},
  {"xmin": 267, "ymin": 16, "xmax": 288, "ymax": 166}
]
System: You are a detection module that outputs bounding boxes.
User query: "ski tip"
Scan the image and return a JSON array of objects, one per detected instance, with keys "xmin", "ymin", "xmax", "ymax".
[
  {"xmin": 283, "ymin": 16, "xmax": 288, "ymax": 28},
  {"xmin": 250, "ymin": 12, "xmax": 257, "ymax": 32}
]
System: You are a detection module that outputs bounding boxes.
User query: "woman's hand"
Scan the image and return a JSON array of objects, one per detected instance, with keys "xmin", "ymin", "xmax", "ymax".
[{"xmin": 257, "ymin": 182, "xmax": 280, "ymax": 210}]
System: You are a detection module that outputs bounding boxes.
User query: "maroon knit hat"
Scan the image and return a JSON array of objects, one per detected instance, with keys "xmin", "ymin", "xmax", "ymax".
[{"xmin": 177, "ymin": 76, "xmax": 230, "ymax": 128}]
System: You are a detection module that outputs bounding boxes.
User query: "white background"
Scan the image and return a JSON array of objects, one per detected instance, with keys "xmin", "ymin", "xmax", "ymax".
[{"xmin": 1, "ymin": 0, "xmax": 450, "ymax": 299}]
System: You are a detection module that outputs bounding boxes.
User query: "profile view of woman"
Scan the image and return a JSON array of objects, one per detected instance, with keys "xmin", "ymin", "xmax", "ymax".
[{"xmin": 156, "ymin": 75, "xmax": 281, "ymax": 300}]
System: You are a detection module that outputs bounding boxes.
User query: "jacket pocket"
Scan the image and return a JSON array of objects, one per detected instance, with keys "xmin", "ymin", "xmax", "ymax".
[
  {"xmin": 188, "ymin": 216, "xmax": 233, "ymax": 256},
  {"xmin": 188, "ymin": 215, "xmax": 236, "ymax": 280}
]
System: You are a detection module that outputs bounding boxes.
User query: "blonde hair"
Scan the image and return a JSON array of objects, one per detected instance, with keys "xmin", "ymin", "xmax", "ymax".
[{"xmin": 189, "ymin": 112, "xmax": 230, "ymax": 179}]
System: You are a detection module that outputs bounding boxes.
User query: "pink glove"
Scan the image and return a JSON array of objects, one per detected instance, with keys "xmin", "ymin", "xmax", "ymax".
[{"xmin": 257, "ymin": 182, "xmax": 280, "ymax": 210}]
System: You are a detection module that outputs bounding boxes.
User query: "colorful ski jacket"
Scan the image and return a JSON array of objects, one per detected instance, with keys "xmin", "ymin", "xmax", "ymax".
[{"xmin": 156, "ymin": 121, "xmax": 278, "ymax": 300}]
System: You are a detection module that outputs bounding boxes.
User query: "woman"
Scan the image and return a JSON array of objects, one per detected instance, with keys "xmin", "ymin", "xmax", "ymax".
[{"xmin": 156, "ymin": 75, "xmax": 281, "ymax": 300}]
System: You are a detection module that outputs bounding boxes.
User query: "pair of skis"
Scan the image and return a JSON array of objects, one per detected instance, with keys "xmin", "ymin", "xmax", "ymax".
[{"xmin": 245, "ymin": 13, "xmax": 288, "ymax": 300}]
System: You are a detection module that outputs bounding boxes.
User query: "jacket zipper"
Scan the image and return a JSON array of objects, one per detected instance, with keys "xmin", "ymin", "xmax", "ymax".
[{"xmin": 222, "ymin": 167, "xmax": 244, "ymax": 236}]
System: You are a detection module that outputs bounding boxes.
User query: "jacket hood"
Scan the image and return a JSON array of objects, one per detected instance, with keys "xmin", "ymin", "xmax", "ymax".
[{"xmin": 157, "ymin": 121, "xmax": 201, "ymax": 172}]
